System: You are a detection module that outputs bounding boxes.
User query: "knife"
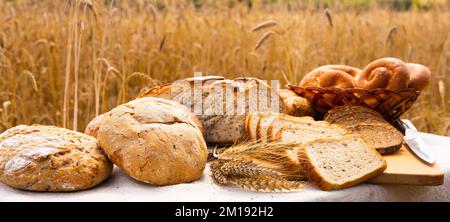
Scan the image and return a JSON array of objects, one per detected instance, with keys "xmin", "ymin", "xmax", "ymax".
[{"xmin": 399, "ymin": 119, "xmax": 435, "ymax": 164}]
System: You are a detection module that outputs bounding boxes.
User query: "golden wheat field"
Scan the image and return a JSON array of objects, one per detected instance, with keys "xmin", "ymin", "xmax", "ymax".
[{"xmin": 0, "ymin": 0, "xmax": 449, "ymax": 135}]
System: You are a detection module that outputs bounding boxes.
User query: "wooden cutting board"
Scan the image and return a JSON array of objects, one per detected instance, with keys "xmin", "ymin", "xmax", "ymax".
[{"xmin": 368, "ymin": 144, "xmax": 444, "ymax": 186}]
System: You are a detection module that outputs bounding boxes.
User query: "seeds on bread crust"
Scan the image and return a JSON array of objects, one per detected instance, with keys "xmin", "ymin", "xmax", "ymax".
[{"xmin": 0, "ymin": 125, "xmax": 112, "ymax": 192}]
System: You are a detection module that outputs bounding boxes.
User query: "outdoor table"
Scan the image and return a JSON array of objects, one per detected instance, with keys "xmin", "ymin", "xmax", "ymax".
[{"xmin": 1, "ymin": 132, "xmax": 449, "ymax": 202}]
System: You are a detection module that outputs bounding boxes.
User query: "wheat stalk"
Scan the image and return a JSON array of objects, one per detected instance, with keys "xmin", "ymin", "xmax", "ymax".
[
  {"xmin": 254, "ymin": 31, "xmax": 275, "ymax": 51},
  {"xmin": 386, "ymin": 26, "xmax": 398, "ymax": 45},
  {"xmin": 62, "ymin": 0, "xmax": 75, "ymax": 128},
  {"xmin": 210, "ymin": 141, "xmax": 306, "ymax": 192},
  {"xmin": 324, "ymin": 8, "xmax": 333, "ymax": 28},
  {"xmin": 229, "ymin": 176, "xmax": 303, "ymax": 192},
  {"xmin": 251, "ymin": 20, "xmax": 278, "ymax": 32},
  {"xmin": 19, "ymin": 70, "xmax": 38, "ymax": 93}
]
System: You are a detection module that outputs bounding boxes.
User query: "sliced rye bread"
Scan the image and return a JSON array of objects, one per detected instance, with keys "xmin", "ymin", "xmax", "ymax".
[
  {"xmin": 331, "ymin": 112, "xmax": 387, "ymax": 127},
  {"xmin": 324, "ymin": 105, "xmax": 403, "ymax": 154},
  {"xmin": 298, "ymin": 135, "xmax": 387, "ymax": 191},
  {"xmin": 274, "ymin": 125, "xmax": 347, "ymax": 145},
  {"xmin": 346, "ymin": 125, "xmax": 403, "ymax": 154},
  {"xmin": 324, "ymin": 105, "xmax": 383, "ymax": 123}
]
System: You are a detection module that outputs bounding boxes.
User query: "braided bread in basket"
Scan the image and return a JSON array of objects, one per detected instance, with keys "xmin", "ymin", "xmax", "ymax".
[{"xmin": 288, "ymin": 86, "xmax": 419, "ymax": 122}]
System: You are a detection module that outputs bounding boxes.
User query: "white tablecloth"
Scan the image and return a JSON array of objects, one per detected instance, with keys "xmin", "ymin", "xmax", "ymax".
[{"xmin": 1, "ymin": 132, "xmax": 449, "ymax": 202}]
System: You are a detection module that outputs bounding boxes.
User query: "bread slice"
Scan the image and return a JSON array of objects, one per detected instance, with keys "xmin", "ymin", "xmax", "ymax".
[
  {"xmin": 267, "ymin": 115, "xmax": 327, "ymax": 141},
  {"xmin": 275, "ymin": 126, "xmax": 347, "ymax": 145},
  {"xmin": 299, "ymin": 135, "xmax": 387, "ymax": 191},
  {"xmin": 324, "ymin": 105, "xmax": 403, "ymax": 154},
  {"xmin": 245, "ymin": 112, "xmax": 263, "ymax": 141},
  {"xmin": 331, "ymin": 112, "xmax": 387, "ymax": 127},
  {"xmin": 256, "ymin": 112, "xmax": 279, "ymax": 142},
  {"xmin": 324, "ymin": 105, "xmax": 383, "ymax": 123},
  {"xmin": 346, "ymin": 125, "xmax": 403, "ymax": 154}
]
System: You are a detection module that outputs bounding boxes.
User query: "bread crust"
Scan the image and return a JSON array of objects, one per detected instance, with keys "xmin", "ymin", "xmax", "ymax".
[
  {"xmin": 406, "ymin": 63, "xmax": 431, "ymax": 91},
  {"xmin": 277, "ymin": 89, "xmax": 314, "ymax": 117},
  {"xmin": 0, "ymin": 125, "xmax": 112, "ymax": 191},
  {"xmin": 85, "ymin": 99, "xmax": 204, "ymax": 137},
  {"xmin": 97, "ymin": 97, "xmax": 207, "ymax": 185},
  {"xmin": 300, "ymin": 66, "xmax": 358, "ymax": 89},
  {"xmin": 356, "ymin": 57, "xmax": 410, "ymax": 90},
  {"xmin": 298, "ymin": 135, "xmax": 387, "ymax": 191},
  {"xmin": 84, "ymin": 113, "xmax": 106, "ymax": 138}
]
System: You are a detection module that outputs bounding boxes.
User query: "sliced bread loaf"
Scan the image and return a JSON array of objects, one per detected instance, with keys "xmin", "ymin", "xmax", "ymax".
[
  {"xmin": 275, "ymin": 126, "xmax": 347, "ymax": 145},
  {"xmin": 324, "ymin": 105, "xmax": 403, "ymax": 154},
  {"xmin": 298, "ymin": 135, "xmax": 387, "ymax": 191},
  {"xmin": 256, "ymin": 112, "xmax": 279, "ymax": 142},
  {"xmin": 267, "ymin": 115, "xmax": 327, "ymax": 141}
]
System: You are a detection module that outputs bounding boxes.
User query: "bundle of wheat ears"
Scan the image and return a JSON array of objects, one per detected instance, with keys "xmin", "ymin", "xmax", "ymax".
[{"xmin": 210, "ymin": 141, "xmax": 305, "ymax": 192}]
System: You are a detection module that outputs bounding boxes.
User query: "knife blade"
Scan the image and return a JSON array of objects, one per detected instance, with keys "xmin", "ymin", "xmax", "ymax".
[{"xmin": 401, "ymin": 119, "xmax": 435, "ymax": 164}]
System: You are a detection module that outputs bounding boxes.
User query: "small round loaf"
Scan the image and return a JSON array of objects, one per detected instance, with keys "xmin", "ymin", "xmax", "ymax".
[
  {"xmin": 356, "ymin": 58, "xmax": 410, "ymax": 90},
  {"xmin": 300, "ymin": 65, "xmax": 360, "ymax": 89},
  {"xmin": 97, "ymin": 97, "xmax": 208, "ymax": 185},
  {"xmin": 406, "ymin": 63, "xmax": 431, "ymax": 91},
  {"xmin": 0, "ymin": 125, "xmax": 112, "ymax": 191}
]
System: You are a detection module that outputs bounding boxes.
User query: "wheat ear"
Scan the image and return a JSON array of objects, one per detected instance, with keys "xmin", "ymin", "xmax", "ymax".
[
  {"xmin": 218, "ymin": 159, "xmax": 284, "ymax": 179},
  {"xmin": 229, "ymin": 176, "xmax": 303, "ymax": 192}
]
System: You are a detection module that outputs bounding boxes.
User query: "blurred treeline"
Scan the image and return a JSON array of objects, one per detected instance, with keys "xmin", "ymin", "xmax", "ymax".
[{"xmin": 104, "ymin": 0, "xmax": 450, "ymax": 11}]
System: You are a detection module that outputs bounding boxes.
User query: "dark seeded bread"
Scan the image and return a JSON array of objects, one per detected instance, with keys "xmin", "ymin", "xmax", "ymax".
[
  {"xmin": 324, "ymin": 106, "xmax": 403, "ymax": 154},
  {"xmin": 298, "ymin": 135, "xmax": 387, "ymax": 191},
  {"xmin": 324, "ymin": 106, "xmax": 383, "ymax": 123},
  {"xmin": 346, "ymin": 125, "xmax": 403, "ymax": 154}
]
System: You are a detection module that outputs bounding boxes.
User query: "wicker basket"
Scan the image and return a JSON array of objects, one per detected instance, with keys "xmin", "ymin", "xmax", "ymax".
[{"xmin": 288, "ymin": 85, "xmax": 420, "ymax": 122}]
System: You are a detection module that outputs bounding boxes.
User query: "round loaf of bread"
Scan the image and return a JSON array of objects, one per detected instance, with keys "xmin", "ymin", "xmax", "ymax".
[
  {"xmin": 97, "ymin": 97, "xmax": 208, "ymax": 185},
  {"xmin": 0, "ymin": 125, "xmax": 112, "ymax": 191}
]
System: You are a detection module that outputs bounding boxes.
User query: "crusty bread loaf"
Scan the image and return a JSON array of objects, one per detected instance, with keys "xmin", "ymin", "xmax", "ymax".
[
  {"xmin": 324, "ymin": 105, "xmax": 403, "ymax": 154},
  {"xmin": 0, "ymin": 125, "xmax": 112, "ymax": 191},
  {"xmin": 298, "ymin": 135, "xmax": 387, "ymax": 191},
  {"xmin": 140, "ymin": 76, "xmax": 286, "ymax": 144},
  {"xmin": 138, "ymin": 75, "xmax": 225, "ymax": 100},
  {"xmin": 97, "ymin": 97, "xmax": 207, "ymax": 185},
  {"xmin": 277, "ymin": 89, "xmax": 313, "ymax": 117}
]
